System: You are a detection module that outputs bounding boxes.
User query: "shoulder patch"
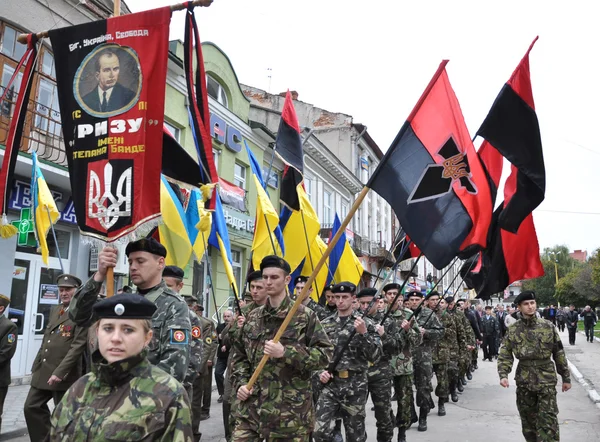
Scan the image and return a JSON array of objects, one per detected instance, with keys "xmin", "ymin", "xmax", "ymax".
[
  {"xmin": 205, "ymin": 337, "xmax": 213, "ymax": 345},
  {"xmin": 170, "ymin": 329, "xmax": 188, "ymax": 345},
  {"xmin": 191, "ymin": 326, "xmax": 201, "ymax": 339},
  {"xmin": 7, "ymin": 333, "xmax": 15, "ymax": 344}
]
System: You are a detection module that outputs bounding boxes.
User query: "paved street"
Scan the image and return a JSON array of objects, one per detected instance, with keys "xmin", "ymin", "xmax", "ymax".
[{"xmin": 5, "ymin": 331, "xmax": 600, "ymax": 441}]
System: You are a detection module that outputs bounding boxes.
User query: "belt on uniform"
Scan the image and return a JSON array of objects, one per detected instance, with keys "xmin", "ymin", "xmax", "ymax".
[
  {"xmin": 335, "ymin": 369, "xmax": 362, "ymax": 379},
  {"xmin": 518, "ymin": 359, "xmax": 553, "ymax": 367}
]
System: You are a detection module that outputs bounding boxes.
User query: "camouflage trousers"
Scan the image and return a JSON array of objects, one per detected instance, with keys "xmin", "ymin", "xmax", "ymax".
[
  {"xmin": 459, "ymin": 350, "xmax": 471, "ymax": 377},
  {"xmin": 432, "ymin": 363, "xmax": 449, "ymax": 400},
  {"xmin": 392, "ymin": 375, "xmax": 413, "ymax": 429},
  {"xmin": 367, "ymin": 369, "xmax": 393, "ymax": 442},
  {"xmin": 314, "ymin": 374, "xmax": 368, "ymax": 442},
  {"xmin": 232, "ymin": 427, "xmax": 309, "ymax": 442},
  {"xmin": 413, "ymin": 355, "xmax": 433, "ymax": 410},
  {"xmin": 516, "ymin": 386, "xmax": 559, "ymax": 442},
  {"xmin": 447, "ymin": 359, "xmax": 459, "ymax": 386}
]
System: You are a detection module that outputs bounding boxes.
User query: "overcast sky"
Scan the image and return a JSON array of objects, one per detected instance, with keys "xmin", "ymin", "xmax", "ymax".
[{"xmin": 129, "ymin": 0, "xmax": 600, "ymax": 255}]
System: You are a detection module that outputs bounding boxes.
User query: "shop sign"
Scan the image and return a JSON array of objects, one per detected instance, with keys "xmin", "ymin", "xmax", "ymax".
[
  {"xmin": 223, "ymin": 208, "xmax": 255, "ymax": 239},
  {"xmin": 219, "ymin": 178, "xmax": 246, "ymax": 212},
  {"xmin": 210, "ymin": 113, "xmax": 243, "ymax": 153},
  {"xmin": 40, "ymin": 284, "xmax": 59, "ymax": 305},
  {"xmin": 9, "ymin": 179, "xmax": 77, "ymax": 225}
]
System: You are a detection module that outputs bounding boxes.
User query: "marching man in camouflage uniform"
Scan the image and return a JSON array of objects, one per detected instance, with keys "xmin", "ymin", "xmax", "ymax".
[
  {"xmin": 498, "ymin": 290, "xmax": 571, "ymax": 442},
  {"xmin": 445, "ymin": 297, "xmax": 472, "ymax": 403},
  {"xmin": 69, "ymin": 238, "xmax": 191, "ymax": 383},
  {"xmin": 314, "ymin": 282, "xmax": 382, "ymax": 442},
  {"xmin": 360, "ymin": 288, "xmax": 401, "ymax": 442},
  {"xmin": 232, "ymin": 256, "xmax": 333, "ymax": 441},
  {"xmin": 407, "ymin": 290, "xmax": 444, "ymax": 432},
  {"xmin": 295, "ymin": 276, "xmax": 330, "ymax": 321}
]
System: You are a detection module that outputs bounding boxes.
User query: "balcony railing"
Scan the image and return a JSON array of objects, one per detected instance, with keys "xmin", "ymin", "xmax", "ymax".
[{"xmin": 0, "ymin": 86, "xmax": 67, "ymax": 167}]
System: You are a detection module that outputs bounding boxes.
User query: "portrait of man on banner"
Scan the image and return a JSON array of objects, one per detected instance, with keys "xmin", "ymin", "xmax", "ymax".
[{"xmin": 74, "ymin": 44, "xmax": 141, "ymax": 118}]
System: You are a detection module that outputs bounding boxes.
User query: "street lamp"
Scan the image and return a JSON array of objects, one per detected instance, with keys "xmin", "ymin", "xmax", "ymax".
[{"xmin": 549, "ymin": 251, "xmax": 561, "ymax": 308}]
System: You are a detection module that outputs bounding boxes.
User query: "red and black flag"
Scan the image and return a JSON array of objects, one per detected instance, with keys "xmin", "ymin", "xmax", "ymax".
[
  {"xmin": 0, "ymin": 34, "xmax": 38, "ymax": 233},
  {"xmin": 476, "ymin": 37, "xmax": 544, "ymax": 233},
  {"xmin": 183, "ymin": 4, "xmax": 218, "ymax": 208},
  {"xmin": 367, "ymin": 61, "xmax": 492, "ymax": 269},
  {"xmin": 392, "ymin": 235, "xmax": 421, "ymax": 262},
  {"xmin": 49, "ymin": 7, "xmax": 171, "ymax": 242},
  {"xmin": 276, "ymin": 90, "xmax": 304, "ymax": 211},
  {"xmin": 162, "ymin": 125, "xmax": 204, "ymax": 187}
]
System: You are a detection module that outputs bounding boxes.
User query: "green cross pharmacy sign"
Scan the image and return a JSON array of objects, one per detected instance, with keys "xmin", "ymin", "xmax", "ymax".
[{"xmin": 11, "ymin": 208, "xmax": 37, "ymax": 247}]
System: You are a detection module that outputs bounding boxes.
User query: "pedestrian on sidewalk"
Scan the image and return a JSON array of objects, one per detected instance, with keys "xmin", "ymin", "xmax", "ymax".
[
  {"xmin": 49, "ymin": 294, "xmax": 193, "ymax": 441},
  {"xmin": 498, "ymin": 290, "xmax": 571, "ymax": 442},
  {"xmin": 0, "ymin": 295, "xmax": 18, "ymax": 434},
  {"xmin": 215, "ymin": 309, "xmax": 233, "ymax": 403},
  {"xmin": 556, "ymin": 307, "xmax": 566, "ymax": 332},
  {"xmin": 565, "ymin": 305, "xmax": 579, "ymax": 345},
  {"xmin": 582, "ymin": 306, "xmax": 597, "ymax": 343}
]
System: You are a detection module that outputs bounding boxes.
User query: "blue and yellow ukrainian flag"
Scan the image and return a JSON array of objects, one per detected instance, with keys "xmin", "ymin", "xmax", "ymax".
[
  {"xmin": 208, "ymin": 192, "xmax": 239, "ymax": 297},
  {"xmin": 185, "ymin": 187, "xmax": 212, "ymax": 260},
  {"xmin": 326, "ymin": 213, "xmax": 363, "ymax": 287},
  {"xmin": 159, "ymin": 175, "xmax": 193, "ymax": 268},
  {"xmin": 30, "ymin": 152, "xmax": 59, "ymax": 265}
]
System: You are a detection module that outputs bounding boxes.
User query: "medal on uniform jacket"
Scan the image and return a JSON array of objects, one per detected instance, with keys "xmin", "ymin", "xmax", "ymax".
[{"xmin": 48, "ymin": 8, "xmax": 171, "ymax": 242}]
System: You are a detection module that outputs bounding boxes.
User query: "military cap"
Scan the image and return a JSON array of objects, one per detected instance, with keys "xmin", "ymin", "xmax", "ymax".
[
  {"xmin": 294, "ymin": 275, "xmax": 309, "ymax": 286},
  {"xmin": 260, "ymin": 255, "xmax": 291, "ymax": 274},
  {"xmin": 122, "ymin": 286, "xmax": 132, "ymax": 294},
  {"xmin": 382, "ymin": 283, "xmax": 401, "ymax": 293},
  {"xmin": 0, "ymin": 295, "xmax": 10, "ymax": 308},
  {"xmin": 515, "ymin": 290, "xmax": 536, "ymax": 305},
  {"xmin": 57, "ymin": 274, "xmax": 82, "ymax": 288},
  {"xmin": 444, "ymin": 296, "xmax": 454, "ymax": 304},
  {"xmin": 323, "ymin": 283, "xmax": 335, "ymax": 293},
  {"xmin": 406, "ymin": 290, "xmax": 423, "ymax": 298},
  {"xmin": 356, "ymin": 288, "xmax": 377, "ymax": 299},
  {"xmin": 93, "ymin": 293, "xmax": 157, "ymax": 319},
  {"xmin": 246, "ymin": 270, "xmax": 263, "ymax": 284},
  {"xmin": 180, "ymin": 292, "xmax": 196, "ymax": 301},
  {"xmin": 163, "ymin": 265, "xmax": 184, "ymax": 280},
  {"xmin": 485, "ymin": 305, "xmax": 493, "ymax": 310},
  {"xmin": 125, "ymin": 237, "xmax": 167, "ymax": 258},
  {"xmin": 198, "ymin": 305, "xmax": 205, "ymax": 312},
  {"xmin": 425, "ymin": 290, "xmax": 440, "ymax": 300},
  {"xmin": 331, "ymin": 282, "xmax": 356, "ymax": 294}
]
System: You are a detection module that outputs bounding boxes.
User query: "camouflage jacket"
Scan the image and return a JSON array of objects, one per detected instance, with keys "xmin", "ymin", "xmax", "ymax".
[
  {"xmin": 389, "ymin": 308, "xmax": 422, "ymax": 376},
  {"xmin": 451, "ymin": 309, "xmax": 475, "ymax": 348},
  {"xmin": 49, "ymin": 351, "xmax": 193, "ymax": 441},
  {"xmin": 183, "ymin": 309, "xmax": 203, "ymax": 388},
  {"xmin": 231, "ymin": 295, "xmax": 333, "ymax": 435},
  {"xmin": 367, "ymin": 311, "xmax": 403, "ymax": 378},
  {"xmin": 447, "ymin": 309, "xmax": 469, "ymax": 356},
  {"xmin": 306, "ymin": 299, "xmax": 332, "ymax": 322},
  {"xmin": 70, "ymin": 279, "xmax": 191, "ymax": 383},
  {"xmin": 498, "ymin": 316, "xmax": 571, "ymax": 390},
  {"xmin": 433, "ymin": 310, "xmax": 457, "ymax": 364},
  {"xmin": 197, "ymin": 315, "xmax": 218, "ymax": 375},
  {"xmin": 413, "ymin": 306, "xmax": 444, "ymax": 364},
  {"xmin": 322, "ymin": 310, "xmax": 382, "ymax": 373}
]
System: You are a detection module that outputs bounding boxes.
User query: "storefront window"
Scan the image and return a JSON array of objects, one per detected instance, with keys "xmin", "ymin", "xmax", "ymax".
[
  {"xmin": 16, "ymin": 229, "xmax": 70, "ymax": 259},
  {"xmin": 9, "ymin": 259, "xmax": 29, "ymax": 335},
  {"xmin": 231, "ymin": 248, "xmax": 242, "ymax": 297},
  {"xmin": 36, "ymin": 268, "xmax": 63, "ymax": 335}
]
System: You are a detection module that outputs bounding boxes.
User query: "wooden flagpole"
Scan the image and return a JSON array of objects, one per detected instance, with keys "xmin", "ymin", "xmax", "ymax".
[{"xmin": 245, "ymin": 186, "xmax": 370, "ymax": 390}]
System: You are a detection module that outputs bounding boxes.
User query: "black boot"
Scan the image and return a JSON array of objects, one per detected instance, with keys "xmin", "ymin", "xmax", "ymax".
[
  {"xmin": 450, "ymin": 381, "xmax": 459, "ymax": 402},
  {"xmin": 461, "ymin": 376, "xmax": 468, "ymax": 386},
  {"xmin": 428, "ymin": 395, "xmax": 435, "ymax": 410},
  {"xmin": 418, "ymin": 407, "xmax": 428, "ymax": 432},
  {"xmin": 398, "ymin": 427, "xmax": 407, "ymax": 442},
  {"xmin": 457, "ymin": 380, "xmax": 464, "ymax": 393},
  {"xmin": 437, "ymin": 398, "xmax": 446, "ymax": 416},
  {"xmin": 466, "ymin": 370, "xmax": 473, "ymax": 380}
]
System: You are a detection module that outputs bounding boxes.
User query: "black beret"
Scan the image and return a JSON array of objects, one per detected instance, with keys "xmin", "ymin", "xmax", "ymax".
[
  {"xmin": 163, "ymin": 266, "xmax": 184, "ymax": 280},
  {"xmin": 515, "ymin": 290, "xmax": 536, "ymax": 305},
  {"xmin": 323, "ymin": 284, "xmax": 335, "ymax": 293},
  {"xmin": 382, "ymin": 283, "xmax": 401, "ymax": 293},
  {"xmin": 260, "ymin": 255, "xmax": 291, "ymax": 274},
  {"xmin": 444, "ymin": 296, "xmax": 454, "ymax": 304},
  {"xmin": 0, "ymin": 295, "xmax": 10, "ymax": 308},
  {"xmin": 125, "ymin": 237, "xmax": 167, "ymax": 258},
  {"xmin": 407, "ymin": 290, "xmax": 423, "ymax": 298},
  {"xmin": 425, "ymin": 290, "xmax": 440, "ymax": 300},
  {"xmin": 57, "ymin": 274, "xmax": 82, "ymax": 288},
  {"xmin": 357, "ymin": 288, "xmax": 377, "ymax": 299},
  {"xmin": 331, "ymin": 282, "xmax": 356, "ymax": 294},
  {"xmin": 93, "ymin": 293, "xmax": 157, "ymax": 320},
  {"xmin": 122, "ymin": 286, "xmax": 132, "ymax": 293},
  {"xmin": 485, "ymin": 305, "xmax": 493, "ymax": 310},
  {"xmin": 198, "ymin": 305, "xmax": 205, "ymax": 311},
  {"xmin": 294, "ymin": 275, "xmax": 309, "ymax": 285},
  {"xmin": 246, "ymin": 270, "xmax": 263, "ymax": 284}
]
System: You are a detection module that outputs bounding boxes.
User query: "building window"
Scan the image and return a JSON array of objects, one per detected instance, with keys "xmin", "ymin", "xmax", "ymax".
[
  {"xmin": 1, "ymin": 64, "xmax": 22, "ymax": 118},
  {"xmin": 323, "ymin": 190, "xmax": 332, "ymax": 224},
  {"xmin": 1, "ymin": 25, "xmax": 26, "ymax": 61},
  {"xmin": 305, "ymin": 177, "xmax": 312, "ymax": 202},
  {"xmin": 356, "ymin": 207, "xmax": 362, "ymax": 234},
  {"xmin": 233, "ymin": 163, "xmax": 246, "ymax": 189},
  {"xmin": 231, "ymin": 248, "xmax": 242, "ymax": 296},
  {"xmin": 35, "ymin": 78, "xmax": 61, "ymax": 136},
  {"xmin": 41, "ymin": 50, "xmax": 56, "ymax": 78},
  {"xmin": 206, "ymin": 74, "xmax": 228, "ymax": 108},
  {"xmin": 164, "ymin": 121, "xmax": 181, "ymax": 142},
  {"xmin": 341, "ymin": 202, "xmax": 349, "ymax": 221},
  {"xmin": 213, "ymin": 148, "xmax": 220, "ymax": 172}
]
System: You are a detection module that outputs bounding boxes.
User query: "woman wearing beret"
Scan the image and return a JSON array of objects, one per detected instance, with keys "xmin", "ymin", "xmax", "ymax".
[{"xmin": 49, "ymin": 294, "xmax": 194, "ymax": 441}]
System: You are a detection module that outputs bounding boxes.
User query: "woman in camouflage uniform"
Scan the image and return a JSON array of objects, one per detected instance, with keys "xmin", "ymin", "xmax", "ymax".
[{"xmin": 49, "ymin": 294, "xmax": 193, "ymax": 441}]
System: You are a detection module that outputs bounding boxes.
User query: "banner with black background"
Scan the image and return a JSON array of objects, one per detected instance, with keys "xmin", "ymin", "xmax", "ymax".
[{"xmin": 49, "ymin": 7, "xmax": 171, "ymax": 242}]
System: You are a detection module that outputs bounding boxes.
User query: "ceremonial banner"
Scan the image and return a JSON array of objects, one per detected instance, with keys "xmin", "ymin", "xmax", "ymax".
[
  {"xmin": 48, "ymin": 7, "xmax": 171, "ymax": 242},
  {"xmin": 367, "ymin": 61, "xmax": 492, "ymax": 269}
]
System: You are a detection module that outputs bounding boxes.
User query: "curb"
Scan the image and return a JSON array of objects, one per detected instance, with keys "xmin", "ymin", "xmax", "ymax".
[
  {"xmin": 568, "ymin": 335, "xmax": 600, "ymax": 410},
  {"xmin": 0, "ymin": 428, "xmax": 28, "ymax": 441}
]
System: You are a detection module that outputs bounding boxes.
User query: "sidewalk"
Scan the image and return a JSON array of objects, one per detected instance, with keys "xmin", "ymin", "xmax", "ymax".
[
  {"xmin": 560, "ymin": 328, "xmax": 600, "ymax": 407},
  {"xmin": 0, "ymin": 385, "xmax": 30, "ymax": 441}
]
